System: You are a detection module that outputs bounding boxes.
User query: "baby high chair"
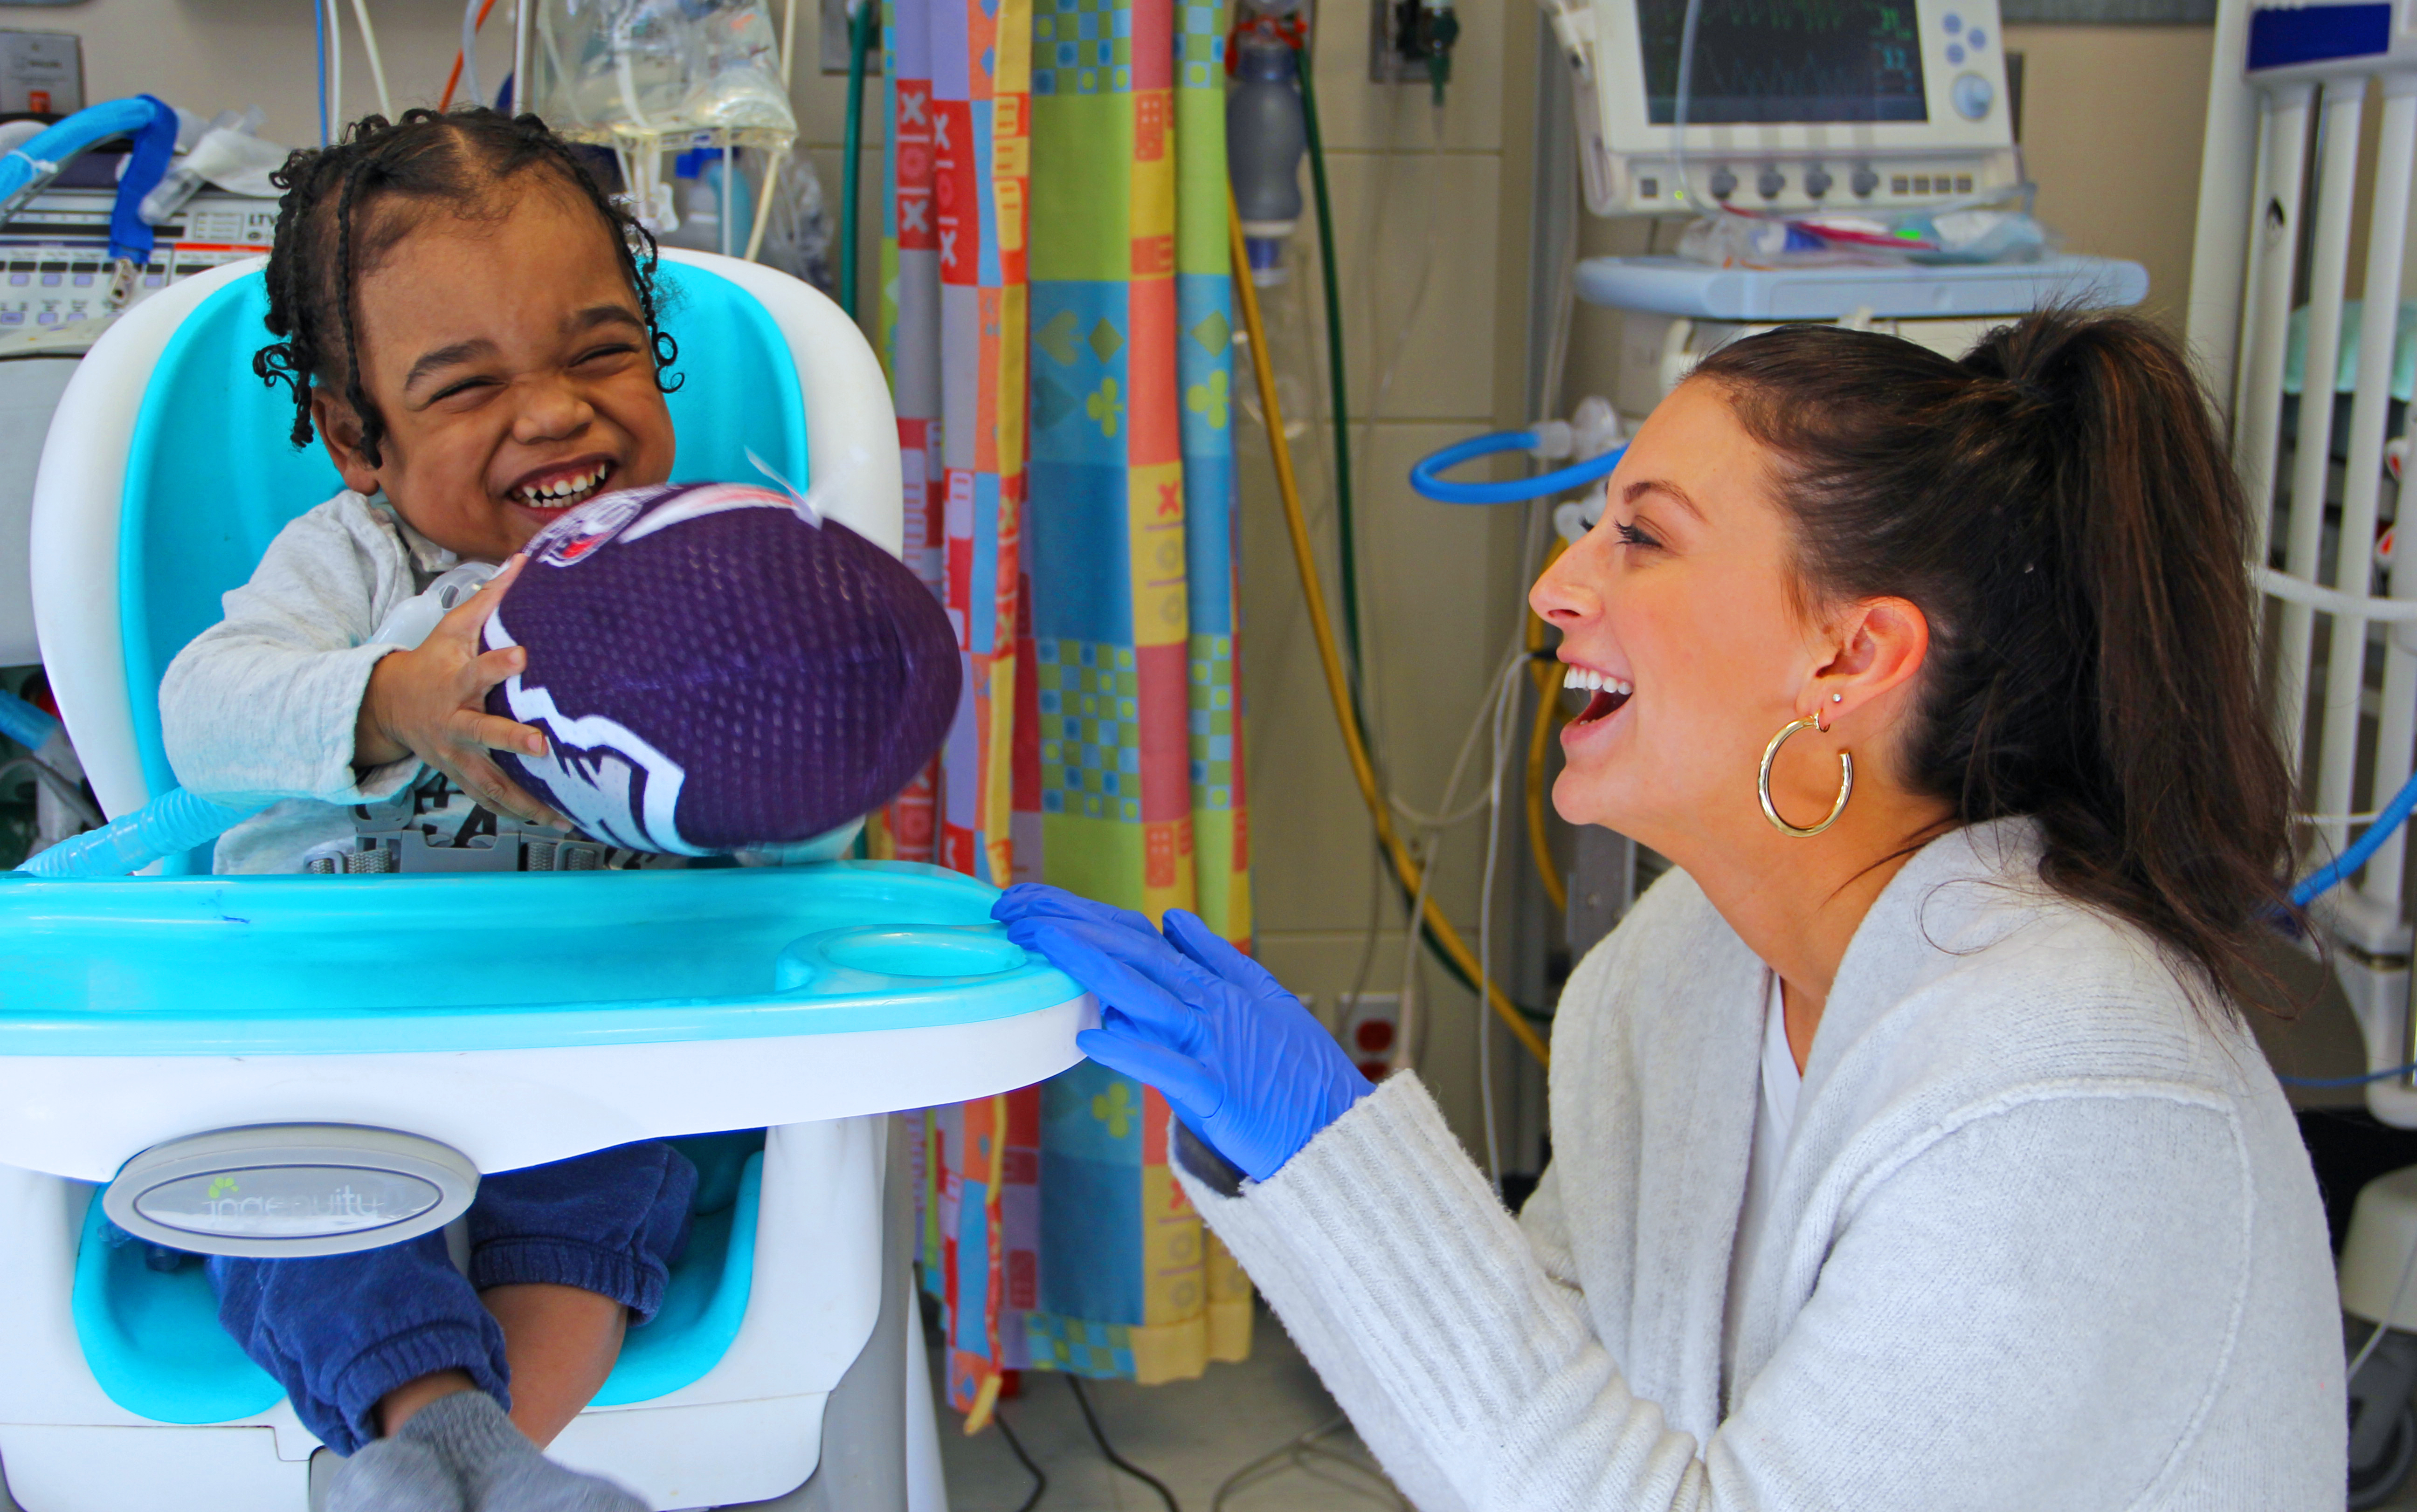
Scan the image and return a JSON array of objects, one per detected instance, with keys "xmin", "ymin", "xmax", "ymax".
[{"xmin": 0, "ymin": 251, "xmax": 1090, "ymax": 1512}]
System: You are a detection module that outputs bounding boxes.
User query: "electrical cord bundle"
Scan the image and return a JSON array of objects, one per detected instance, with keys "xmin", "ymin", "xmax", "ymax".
[
  {"xmin": 989, "ymin": 1407, "xmax": 1049, "ymax": 1512},
  {"xmin": 1227, "ymin": 187, "xmax": 1549, "ymax": 1069},
  {"xmin": 1237, "ymin": 17, "xmax": 1556, "ymax": 1059},
  {"xmin": 1067, "ymin": 1375, "xmax": 1182, "ymax": 1512},
  {"xmin": 1209, "ymin": 1414, "xmax": 1406, "ymax": 1510}
]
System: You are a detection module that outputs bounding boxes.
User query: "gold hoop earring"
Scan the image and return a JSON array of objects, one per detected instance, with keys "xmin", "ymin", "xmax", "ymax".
[{"xmin": 1759, "ymin": 715, "xmax": 1853, "ymax": 838}]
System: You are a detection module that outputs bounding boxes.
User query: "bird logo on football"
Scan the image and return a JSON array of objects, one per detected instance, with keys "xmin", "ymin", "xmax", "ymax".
[{"xmin": 527, "ymin": 488, "xmax": 653, "ymax": 568}]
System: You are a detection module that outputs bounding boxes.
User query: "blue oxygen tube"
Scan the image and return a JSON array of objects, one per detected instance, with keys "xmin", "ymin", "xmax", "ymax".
[
  {"xmin": 0, "ymin": 687, "xmax": 267, "ymax": 879},
  {"xmin": 18, "ymin": 787, "xmax": 266, "ymax": 879}
]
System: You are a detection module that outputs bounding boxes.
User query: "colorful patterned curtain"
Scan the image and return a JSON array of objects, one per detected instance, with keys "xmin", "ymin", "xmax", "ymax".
[{"xmin": 880, "ymin": 0, "xmax": 1249, "ymax": 1421}]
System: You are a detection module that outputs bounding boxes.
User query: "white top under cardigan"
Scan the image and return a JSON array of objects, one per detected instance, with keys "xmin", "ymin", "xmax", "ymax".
[
  {"xmin": 1178, "ymin": 819, "xmax": 2345, "ymax": 1511},
  {"xmin": 159, "ymin": 490, "xmax": 456, "ymax": 872},
  {"xmin": 1720, "ymin": 974, "xmax": 1797, "ymax": 1395}
]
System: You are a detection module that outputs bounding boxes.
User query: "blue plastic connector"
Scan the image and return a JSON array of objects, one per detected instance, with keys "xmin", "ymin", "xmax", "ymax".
[{"xmin": 0, "ymin": 688, "xmax": 62, "ymax": 755}]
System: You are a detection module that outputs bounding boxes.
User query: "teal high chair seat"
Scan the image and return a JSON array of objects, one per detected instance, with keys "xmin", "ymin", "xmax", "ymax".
[{"xmin": 0, "ymin": 253, "xmax": 1088, "ymax": 1512}]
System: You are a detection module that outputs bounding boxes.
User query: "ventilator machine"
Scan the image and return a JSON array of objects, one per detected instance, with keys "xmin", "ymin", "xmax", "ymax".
[{"xmin": 1411, "ymin": 0, "xmax": 2149, "ymax": 525}]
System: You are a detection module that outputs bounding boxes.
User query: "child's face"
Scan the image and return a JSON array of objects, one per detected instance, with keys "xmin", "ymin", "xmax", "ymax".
[{"xmin": 311, "ymin": 184, "xmax": 677, "ymax": 563}]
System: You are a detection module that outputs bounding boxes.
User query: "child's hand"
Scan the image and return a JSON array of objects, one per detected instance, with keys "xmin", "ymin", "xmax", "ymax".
[{"xmin": 355, "ymin": 556, "xmax": 566, "ymax": 828}]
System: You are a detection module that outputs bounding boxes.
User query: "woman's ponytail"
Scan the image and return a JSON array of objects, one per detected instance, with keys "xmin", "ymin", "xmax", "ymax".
[{"xmin": 1694, "ymin": 308, "xmax": 2295, "ymax": 1007}]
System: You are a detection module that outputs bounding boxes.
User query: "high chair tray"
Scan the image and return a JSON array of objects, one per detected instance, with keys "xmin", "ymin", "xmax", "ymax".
[{"xmin": 0, "ymin": 860, "xmax": 1092, "ymax": 1181}]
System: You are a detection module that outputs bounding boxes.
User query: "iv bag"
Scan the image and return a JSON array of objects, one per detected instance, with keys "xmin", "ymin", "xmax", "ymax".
[{"xmin": 529, "ymin": 0, "xmax": 797, "ymax": 148}]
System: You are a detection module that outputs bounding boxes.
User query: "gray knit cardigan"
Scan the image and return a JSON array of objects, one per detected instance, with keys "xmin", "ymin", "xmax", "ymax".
[{"xmin": 1181, "ymin": 819, "xmax": 2347, "ymax": 1510}]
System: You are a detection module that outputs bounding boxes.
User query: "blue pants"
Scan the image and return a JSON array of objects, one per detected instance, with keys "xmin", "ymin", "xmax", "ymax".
[{"xmin": 207, "ymin": 1140, "xmax": 697, "ymax": 1455}]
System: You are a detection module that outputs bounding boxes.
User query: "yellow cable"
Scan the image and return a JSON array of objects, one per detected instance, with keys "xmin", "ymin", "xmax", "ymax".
[
  {"xmin": 960, "ymin": 1090, "xmax": 1011, "ymax": 1435},
  {"xmin": 1526, "ymin": 538, "xmax": 1569, "ymax": 917},
  {"xmin": 1228, "ymin": 191, "xmax": 1549, "ymax": 1069}
]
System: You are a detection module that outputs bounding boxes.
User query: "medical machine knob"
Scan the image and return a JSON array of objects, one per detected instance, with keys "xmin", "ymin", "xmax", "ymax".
[
  {"xmin": 1708, "ymin": 166, "xmax": 1738, "ymax": 199},
  {"xmin": 1802, "ymin": 165, "xmax": 1833, "ymax": 198},
  {"xmin": 103, "ymin": 1124, "xmax": 480, "ymax": 1258},
  {"xmin": 1851, "ymin": 165, "xmax": 1881, "ymax": 197},
  {"xmin": 1756, "ymin": 167, "xmax": 1786, "ymax": 199},
  {"xmin": 1952, "ymin": 72, "xmax": 1995, "ymax": 121},
  {"xmin": 1568, "ymin": 394, "xmax": 1624, "ymax": 460}
]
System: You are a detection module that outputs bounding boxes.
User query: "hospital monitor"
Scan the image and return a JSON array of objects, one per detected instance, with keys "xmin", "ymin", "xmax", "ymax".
[{"xmin": 1564, "ymin": 0, "xmax": 2022, "ymax": 216}]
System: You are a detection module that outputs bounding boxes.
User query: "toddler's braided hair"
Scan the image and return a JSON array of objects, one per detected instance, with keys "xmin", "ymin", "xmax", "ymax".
[{"xmin": 252, "ymin": 107, "xmax": 681, "ymax": 468}]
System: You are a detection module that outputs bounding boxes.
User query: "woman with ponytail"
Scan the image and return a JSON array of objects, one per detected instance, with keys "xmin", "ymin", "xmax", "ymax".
[{"xmin": 999, "ymin": 308, "xmax": 2344, "ymax": 1508}]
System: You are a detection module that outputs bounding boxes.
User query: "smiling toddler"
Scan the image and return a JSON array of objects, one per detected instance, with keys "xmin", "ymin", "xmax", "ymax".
[{"xmin": 156, "ymin": 108, "xmax": 703, "ymax": 1512}]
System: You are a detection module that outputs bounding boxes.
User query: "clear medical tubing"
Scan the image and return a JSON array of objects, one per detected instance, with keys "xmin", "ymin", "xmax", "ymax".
[
  {"xmin": 1409, "ymin": 429, "xmax": 1625, "ymax": 504},
  {"xmin": 17, "ymin": 787, "xmax": 265, "ymax": 879},
  {"xmin": 0, "ymin": 689, "xmax": 61, "ymax": 756}
]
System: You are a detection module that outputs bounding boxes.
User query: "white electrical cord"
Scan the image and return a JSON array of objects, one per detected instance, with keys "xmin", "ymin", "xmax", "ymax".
[
  {"xmin": 1393, "ymin": 832, "xmax": 1438, "ymax": 1074},
  {"xmin": 539, "ymin": 6, "xmax": 584, "ymax": 127},
  {"xmin": 325, "ymin": 0, "xmax": 345, "ymax": 130},
  {"xmin": 1376, "ymin": 638, "xmax": 1526, "ymax": 1077},
  {"xmin": 1335, "ymin": 88, "xmax": 1446, "ymax": 751},
  {"xmin": 1474, "ymin": 653, "xmax": 1526, "ymax": 1195},
  {"xmin": 1670, "ymin": 0, "xmax": 1704, "ymax": 211},
  {"xmin": 722, "ymin": 129, "xmax": 736, "ymax": 257},
  {"xmin": 1209, "ymin": 1414, "xmax": 1407, "ymax": 1510},
  {"xmin": 512, "ymin": 0, "xmax": 529, "ymax": 115},
  {"xmin": 460, "ymin": 0, "xmax": 485, "ymax": 113},
  {"xmin": 1389, "ymin": 639, "xmax": 1526, "ymax": 829},
  {"xmin": 742, "ymin": 0, "xmax": 799, "ymax": 266},
  {"xmin": 351, "ymin": 0, "xmax": 392, "ymax": 118},
  {"xmin": 1348, "ymin": 101, "xmax": 1449, "ymax": 516}
]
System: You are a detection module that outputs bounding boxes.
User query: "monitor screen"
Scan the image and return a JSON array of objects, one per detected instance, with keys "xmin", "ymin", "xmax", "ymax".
[{"xmin": 1637, "ymin": 0, "xmax": 1929, "ymax": 125}]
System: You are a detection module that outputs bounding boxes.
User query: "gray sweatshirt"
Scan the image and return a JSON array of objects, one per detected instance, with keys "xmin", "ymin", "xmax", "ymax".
[
  {"xmin": 158, "ymin": 490, "xmax": 461, "ymax": 873},
  {"xmin": 1183, "ymin": 819, "xmax": 2345, "ymax": 1510}
]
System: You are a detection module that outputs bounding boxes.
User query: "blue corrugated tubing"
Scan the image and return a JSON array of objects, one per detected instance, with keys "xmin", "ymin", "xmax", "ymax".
[
  {"xmin": 18, "ymin": 787, "xmax": 264, "ymax": 878},
  {"xmin": 0, "ymin": 96, "xmax": 178, "ymax": 216},
  {"xmin": 1409, "ymin": 433, "xmax": 1626, "ymax": 505},
  {"xmin": 0, "ymin": 688, "xmax": 61, "ymax": 754}
]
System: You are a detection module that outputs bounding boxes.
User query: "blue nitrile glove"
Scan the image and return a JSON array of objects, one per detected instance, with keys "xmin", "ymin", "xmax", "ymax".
[
  {"xmin": 994, "ymin": 887, "xmax": 1374, "ymax": 1182},
  {"xmin": 993, "ymin": 882, "xmax": 1159, "ymax": 937}
]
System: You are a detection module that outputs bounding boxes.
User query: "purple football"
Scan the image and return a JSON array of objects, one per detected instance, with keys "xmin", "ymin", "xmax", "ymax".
[{"xmin": 480, "ymin": 482, "xmax": 960, "ymax": 855}]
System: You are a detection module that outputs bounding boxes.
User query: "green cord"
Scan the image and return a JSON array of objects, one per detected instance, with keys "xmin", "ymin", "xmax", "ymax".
[
  {"xmin": 1295, "ymin": 60, "xmax": 1362, "ymax": 691},
  {"xmin": 840, "ymin": 0, "xmax": 875, "ymax": 318},
  {"xmin": 1296, "ymin": 47, "xmax": 1546, "ymax": 1024}
]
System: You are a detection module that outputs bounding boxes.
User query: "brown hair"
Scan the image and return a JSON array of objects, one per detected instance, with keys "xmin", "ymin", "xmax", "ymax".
[
  {"xmin": 252, "ymin": 107, "xmax": 680, "ymax": 468},
  {"xmin": 1692, "ymin": 308, "xmax": 2294, "ymax": 1008}
]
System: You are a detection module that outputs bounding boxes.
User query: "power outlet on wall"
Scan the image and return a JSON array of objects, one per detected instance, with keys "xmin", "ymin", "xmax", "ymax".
[{"xmin": 1337, "ymin": 992, "xmax": 1402, "ymax": 1082}]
